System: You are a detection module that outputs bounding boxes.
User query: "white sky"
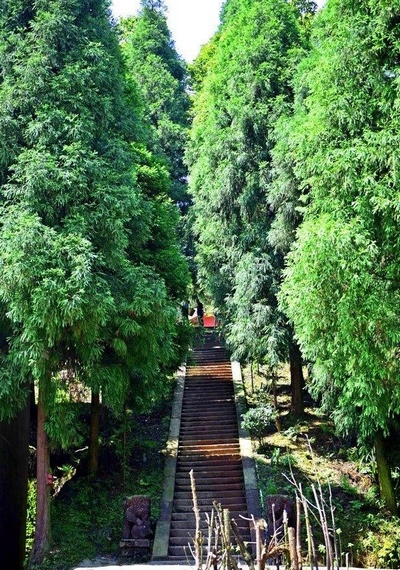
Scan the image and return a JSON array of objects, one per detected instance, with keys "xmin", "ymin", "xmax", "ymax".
[{"xmin": 111, "ymin": 0, "xmax": 326, "ymax": 62}]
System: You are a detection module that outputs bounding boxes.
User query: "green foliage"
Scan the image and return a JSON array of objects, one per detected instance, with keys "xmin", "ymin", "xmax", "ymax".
[
  {"xmin": 0, "ymin": 1, "xmax": 189, "ymax": 561},
  {"xmin": 26, "ymin": 479, "xmax": 37, "ymax": 554},
  {"xmin": 188, "ymin": 35, "xmax": 219, "ymax": 93},
  {"xmin": 281, "ymin": 214, "xmax": 400, "ymax": 441},
  {"xmin": 255, "ymin": 440, "xmax": 400, "ymax": 568},
  {"xmin": 119, "ymin": 6, "xmax": 190, "ymax": 204},
  {"xmin": 278, "ymin": 0, "xmax": 400, "ymax": 448},
  {"xmin": 45, "ymin": 397, "xmax": 85, "ymax": 451},
  {"xmin": 187, "ymin": 0, "xmax": 308, "ymax": 367},
  {"xmin": 360, "ymin": 515, "xmax": 400, "ymax": 569},
  {"xmin": 32, "ymin": 384, "xmax": 174, "ymax": 569},
  {"xmin": 0, "ymin": 0, "xmax": 190, "ymax": 423},
  {"xmin": 40, "ymin": 478, "xmax": 123, "ymax": 569},
  {"xmin": 140, "ymin": 0, "xmax": 167, "ymax": 13},
  {"xmin": 241, "ymin": 405, "xmax": 276, "ymax": 443},
  {"xmin": 0, "ymin": 0, "xmax": 137, "ymax": 412}
]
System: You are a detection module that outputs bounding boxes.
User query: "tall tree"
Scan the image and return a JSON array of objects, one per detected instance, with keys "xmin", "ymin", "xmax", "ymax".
[
  {"xmin": 87, "ymin": 146, "xmax": 190, "ymax": 475},
  {"xmin": 0, "ymin": 0, "xmax": 189, "ymax": 562},
  {"xmin": 278, "ymin": 0, "xmax": 400, "ymax": 513},
  {"xmin": 119, "ymin": 1, "xmax": 190, "ymax": 205},
  {"xmin": 187, "ymin": 0, "xmax": 308, "ymax": 412}
]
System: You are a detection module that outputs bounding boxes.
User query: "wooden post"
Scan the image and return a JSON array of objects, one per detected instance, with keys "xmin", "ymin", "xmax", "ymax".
[
  {"xmin": 190, "ymin": 470, "xmax": 203, "ymax": 570},
  {"xmin": 312, "ymin": 484, "xmax": 331, "ymax": 570},
  {"xmin": 205, "ymin": 510, "xmax": 214, "ymax": 570},
  {"xmin": 272, "ymin": 503, "xmax": 278, "ymax": 548},
  {"xmin": 231, "ymin": 518, "xmax": 255, "ymax": 570},
  {"xmin": 329, "ymin": 483, "xmax": 340, "ymax": 570},
  {"xmin": 296, "ymin": 495, "xmax": 302, "ymax": 570},
  {"xmin": 300, "ymin": 484, "xmax": 314, "ymax": 569},
  {"xmin": 256, "ymin": 520, "xmax": 265, "ymax": 570},
  {"xmin": 288, "ymin": 528, "xmax": 299, "ymax": 570},
  {"xmin": 213, "ymin": 511, "xmax": 219, "ymax": 570},
  {"xmin": 223, "ymin": 509, "xmax": 238, "ymax": 570}
]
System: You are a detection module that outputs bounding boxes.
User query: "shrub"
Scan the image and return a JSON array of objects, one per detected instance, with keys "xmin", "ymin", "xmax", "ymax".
[
  {"xmin": 241, "ymin": 405, "xmax": 276, "ymax": 443},
  {"xmin": 359, "ymin": 515, "xmax": 400, "ymax": 569}
]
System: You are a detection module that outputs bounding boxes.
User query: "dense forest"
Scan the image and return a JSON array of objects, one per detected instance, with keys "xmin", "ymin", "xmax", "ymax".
[
  {"xmin": 189, "ymin": 0, "xmax": 400, "ymax": 513},
  {"xmin": 1, "ymin": 0, "xmax": 400, "ymax": 567}
]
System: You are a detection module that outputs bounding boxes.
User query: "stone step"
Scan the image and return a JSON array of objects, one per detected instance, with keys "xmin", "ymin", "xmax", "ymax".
[
  {"xmin": 182, "ymin": 394, "xmax": 234, "ymax": 401},
  {"xmin": 161, "ymin": 339, "xmax": 252, "ymax": 562},
  {"xmin": 170, "ymin": 507, "xmax": 249, "ymax": 520},
  {"xmin": 183, "ymin": 383, "xmax": 233, "ymax": 388},
  {"xmin": 179, "ymin": 441, "xmax": 240, "ymax": 449},
  {"xmin": 179, "ymin": 437, "xmax": 239, "ymax": 446},
  {"xmin": 190, "ymin": 366, "xmax": 230, "ymax": 369},
  {"xmin": 167, "ymin": 546, "xmax": 203, "ymax": 558},
  {"xmin": 180, "ymin": 416, "xmax": 237, "ymax": 423},
  {"xmin": 188, "ymin": 354, "xmax": 229, "ymax": 357},
  {"xmin": 170, "ymin": 533, "xmax": 250, "ymax": 552},
  {"xmin": 173, "ymin": 498, "xmax": 248, "ymax": 510},
  {"xmin": 180, "ymin": 423, "xmax": 237, "ymax": 432},
  {"xmin": 175, "ymin": 481, "xmax": 244, "ymax": 492},
  {"xmin": 179, "ymin": 431, "xmax": 238, "ymax": 440},
  {"xmin": 177, "ymin": 449, "xmax": 241, "ymax": 458},
  {"xmin": 177, "ymin": 453, "xmax": 242, "ymax": 461},
  {"xmin": 177, "ymin": 468, "xmax": 244, "ymax": 476},
  {"xmin": 180, "ymin": 411, "xmax": 237, "ymax": 419},
  {"xmin": 176, "ymin": 467, "xmax": 242, "ymax": 476},
  {"xmin": 174, "ymin": 489, "xmax": 246, "ymax": 500},
  {"xmin": 180, "ymin": 423, "xmax": 238, "ymax": 432},
  {"xmin": 177, "ymin": 458, "xmax": 242, "ymax": 467},
  {"xmin": 170, "ymin": 519, "xmax": 250, "ymax": 532},
  {"xmin": 181, "ymin": 406, "xmax": 235, "ymax": 414}
]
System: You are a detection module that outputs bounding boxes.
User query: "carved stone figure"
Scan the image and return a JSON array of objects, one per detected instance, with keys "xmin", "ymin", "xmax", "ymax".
[
  {"xmin": 265, "ymin": 494, "xmax": 296, "ymax": 543},
  {"xmin": 122, "ymin": 495, "xmax": 151, "ymax": 540}
]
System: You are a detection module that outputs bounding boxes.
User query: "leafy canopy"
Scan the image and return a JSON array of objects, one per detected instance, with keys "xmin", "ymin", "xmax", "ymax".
[{"xmin": 279, "ymin": 0, "xmax": 400, "ymax": 442}]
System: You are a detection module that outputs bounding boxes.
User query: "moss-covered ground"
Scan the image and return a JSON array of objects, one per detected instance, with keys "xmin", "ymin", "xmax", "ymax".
[{"xmin": 241, "ymin": 364, "xmax": 400, "ymax": 569}]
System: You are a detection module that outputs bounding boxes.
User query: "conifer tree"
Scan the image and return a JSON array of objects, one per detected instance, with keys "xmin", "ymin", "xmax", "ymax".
[
  {"xmin": 188, "ymin": 0, "xmax": 308, "ymax": 411},
  {"xmin": 278, "ymin": 0, "xmax": 400, "ymax": 513},
  {"xmin": 119, "ymin": 1, "xmax": 190, "ymax": 205},
  {"xmin": 0, "ymin": 0, "xmax": 189, "ymax": 561}
]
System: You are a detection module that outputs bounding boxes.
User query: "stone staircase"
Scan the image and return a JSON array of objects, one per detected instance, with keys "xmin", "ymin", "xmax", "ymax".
[{"xmin": 153, "ymin": 332, "xmax": 260, "ymax": 563}]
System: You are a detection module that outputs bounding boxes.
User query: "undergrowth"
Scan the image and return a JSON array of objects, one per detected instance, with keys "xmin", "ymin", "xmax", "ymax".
[
  {"xmin": 28, "ymin": 380, "xmax": 175, "ymax": 569},
  {"xmin": 242, "ymin": 363, "xmax": 400, "ymax": 569}
]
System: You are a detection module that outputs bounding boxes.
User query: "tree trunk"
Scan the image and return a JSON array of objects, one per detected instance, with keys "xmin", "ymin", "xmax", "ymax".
[
  {"xmin": 271, "ymin": 373, "xmax": 282, "ymax": 432},
  {"xmin": 30, "ymin": 380, "xmax": 37, "ymax": 429},
  {"xmin": 374, "ymin": 431, "xmax": 398, "ymax": 515},
  {"xmin": 30, "ymin": 382, "xmax": 51, "ymax": 565},
  {"xmin": 289, "ymin": 341, "xmax": 305, "ymax": 417},
  {"xmin": 88, "ymin": 390, "xmax": 100, "ymax": 476},
  {"xmin": 0, "ymin": 397, "xmax": 30, "ymax": 570}
]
